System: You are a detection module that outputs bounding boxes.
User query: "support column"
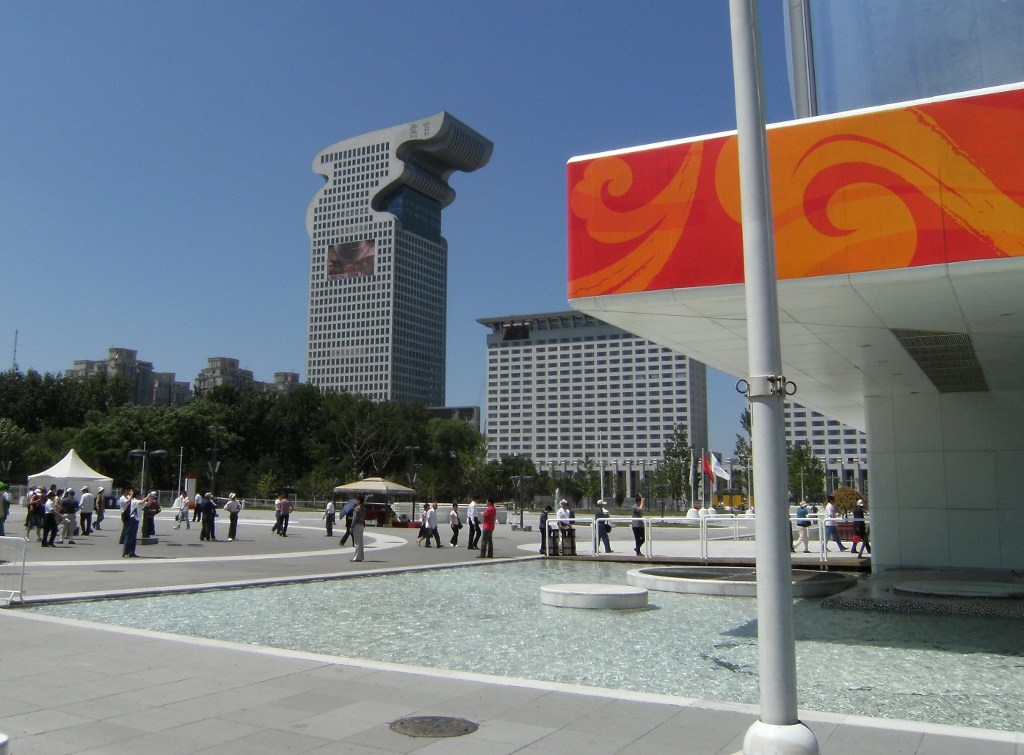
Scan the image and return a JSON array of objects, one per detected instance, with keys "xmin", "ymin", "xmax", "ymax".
[{"xmin": 730, "ymin": 1, "xmax": 818, "ymax": 752}]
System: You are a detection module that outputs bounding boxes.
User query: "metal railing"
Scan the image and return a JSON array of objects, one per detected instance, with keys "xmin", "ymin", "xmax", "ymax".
[
  {"xmin": 0, "ymin": 536, "xmax": 28, "ymax": 606},
  {"xmin": 544, "ymin": 513, "xmax": 865, "ymax": 564}
]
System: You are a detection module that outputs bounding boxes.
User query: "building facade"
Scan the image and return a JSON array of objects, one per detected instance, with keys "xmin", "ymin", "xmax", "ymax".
[
  {"xmin": 194, "ymin": 357, "xmax": 254, "ymax": 394},
  {"xmin": 152, "ymin": 372, "xmax": 191, "ymax": 407},
  {"xmin": 305, "ymin": 113, "xmax": 492, "ymax": 405},
  {"xmin": 68, "ymin": 348, "xmax": 156, "ymax": 406},
  {"xmin": 479, "ymin": 311, "xmax": 709, "ymax": 490},
  {"xmin": 784, "ymin": 401, "xmax": 867, "ymax": 491}
]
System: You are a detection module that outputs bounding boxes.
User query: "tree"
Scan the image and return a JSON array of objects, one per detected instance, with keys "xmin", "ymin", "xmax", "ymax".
[
  {"xmin": 660, "ymin": 424, "xmax": 692, "ymax": 505},
  {"xmin": 787, "ymin": 443, "xmax": 825, "ymax": 502}
]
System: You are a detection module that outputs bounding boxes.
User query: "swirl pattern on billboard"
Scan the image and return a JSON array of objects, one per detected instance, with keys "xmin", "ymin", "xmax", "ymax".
[{"xmin": 568, "ymin": 86, "xmax": 1024, "ymax": 298}]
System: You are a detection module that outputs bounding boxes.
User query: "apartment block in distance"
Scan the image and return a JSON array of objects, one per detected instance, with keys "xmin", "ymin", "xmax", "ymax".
[
  {"xmin": 306, "ymin": 113, "xmax": 493, "ymax": 405},
  {"xmin": 68, "ymin": 348, "xmax": 157, "ymax": 406},
  {"xmin": 479, "ymin": 311, "xmax": 708, "ymax": 492}
]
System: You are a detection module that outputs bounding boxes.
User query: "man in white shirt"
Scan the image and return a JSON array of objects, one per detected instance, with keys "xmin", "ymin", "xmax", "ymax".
[
  {"xmin": 193, "ymin": 492, "xmax": 202, "ymax": 523},
  {"xmin": 466, "ymin": 498, "xmax": 480, "ymax": 550},
  {"xmin": 425, "ymin": 502, "xmax": 441, "ymax": 547},
  {"xmin": 556, "ymin": 499, "xmax": 576, "ymax": 555},
  {"xmin": 323, "ymin": 499, "xmax": 336, "ymax": 537},
  {"xmin": 223, "ymin": 493, "xmax": 241, "ymax": 541},
  {"xmin": 173, "ymin": 490, "xmax": 190, "ymax": 530},
  {"xmin": 824, "ymin": 495, "xmax": 847, "ymax": 552},
  {"xmin": 79, "ymin": 486, "xmax": 95, "ymax": 535}
]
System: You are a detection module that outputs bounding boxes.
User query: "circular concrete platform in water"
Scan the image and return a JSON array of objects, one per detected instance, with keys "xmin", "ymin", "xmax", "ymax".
[
  {"xmin": 540, "ymin": 583, "xmax": 648, "ymax": 610},
  {"xmin": 894, "ymin": 580, "xmax": 1024, "ymax": 599},
  {"xmin": 627, "ymin": 566, "xmax": 854, "ymax": 598}
]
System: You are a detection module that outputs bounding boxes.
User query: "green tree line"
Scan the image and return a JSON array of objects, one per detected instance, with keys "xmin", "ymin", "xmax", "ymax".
[{"xmin": 0, "ymin": 369, "xmax": 526, "ymax": 501}]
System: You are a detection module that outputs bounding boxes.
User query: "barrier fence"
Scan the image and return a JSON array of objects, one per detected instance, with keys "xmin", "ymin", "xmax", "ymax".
[
  {"xmin": 0, "ymin": 536, "xmax": 28, "ymax": 606},
  {"xmin": 545, "ymin": 514, "xmax": 865, "ymax": 564}
]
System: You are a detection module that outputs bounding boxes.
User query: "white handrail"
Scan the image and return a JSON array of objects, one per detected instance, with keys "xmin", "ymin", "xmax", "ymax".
[
  {"xmin": 540, "ymin": 511, "xmax": 862, "ymax": 563},
  {"xmin": 0, "ymin": 536, "xmax": 28, "ymax": 606}
]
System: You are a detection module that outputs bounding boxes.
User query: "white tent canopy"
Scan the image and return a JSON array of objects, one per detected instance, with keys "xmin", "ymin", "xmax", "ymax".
[
  {"xmin": 333, "ymin": 477, "xmax": 415, "ymax": 496},
  {"xmin": 27, "ymin": 449, "xmax": 113, "ymax": 493}
]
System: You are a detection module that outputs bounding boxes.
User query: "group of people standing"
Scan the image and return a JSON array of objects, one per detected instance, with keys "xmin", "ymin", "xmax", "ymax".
[
  {"xmin": 24, "ymin": 485, "xmax": 103, "ymax": 547},
  {"xmin": 410, "ymin": 498, "xmax": 496, "ymax": 557}
]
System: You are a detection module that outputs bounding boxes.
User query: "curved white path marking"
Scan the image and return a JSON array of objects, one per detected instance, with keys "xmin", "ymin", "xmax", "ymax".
[{"xmin": 24, "ymin": 531, "xmax": 408, "ymax": 568}]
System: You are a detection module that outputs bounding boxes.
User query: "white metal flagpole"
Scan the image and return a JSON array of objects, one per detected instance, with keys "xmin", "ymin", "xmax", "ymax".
[{"xmin": 729, "ymin": 0, "xmax": 818, "ymax": 752}]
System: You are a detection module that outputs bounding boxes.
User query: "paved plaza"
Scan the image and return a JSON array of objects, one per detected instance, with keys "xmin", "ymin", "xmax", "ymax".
[{"xmin": 1, "ymin": 509, "xmax": 1020, "ymax": 753}]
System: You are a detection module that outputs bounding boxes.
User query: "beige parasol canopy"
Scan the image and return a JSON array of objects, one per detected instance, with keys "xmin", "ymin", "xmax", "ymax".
[{"xmin": 333, "ymin": 477, "xmax": 416, "ymax": 496}]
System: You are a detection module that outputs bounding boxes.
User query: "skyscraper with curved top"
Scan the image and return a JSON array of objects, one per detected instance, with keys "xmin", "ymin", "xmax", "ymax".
[{"xmin": 306, "ymin": 113, "xmax": 493, "ymax": 405}]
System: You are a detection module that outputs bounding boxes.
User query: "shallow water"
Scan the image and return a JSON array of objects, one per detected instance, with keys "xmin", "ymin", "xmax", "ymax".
[{"xmin": 26, "ymin": 561, "xmax": 1024, "ymax": 732}]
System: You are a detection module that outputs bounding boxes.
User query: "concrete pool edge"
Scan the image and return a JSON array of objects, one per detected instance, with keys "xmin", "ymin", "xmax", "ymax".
[
  {"xmin": 4, "ymin": 608, "xmax": 1021, "ymax": 745},
  {"xmin": 8, "ymin": 554, "xmax": 545, "ymax": 606}
]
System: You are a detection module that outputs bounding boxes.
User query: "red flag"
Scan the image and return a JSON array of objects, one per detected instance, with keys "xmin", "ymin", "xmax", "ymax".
[{"xmin": 702, "ymin": 451, "xmax": 714, "ymax": 479}]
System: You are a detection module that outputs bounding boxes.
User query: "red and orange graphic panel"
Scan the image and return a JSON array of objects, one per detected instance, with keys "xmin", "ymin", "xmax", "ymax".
[{"xmin": 568, "ymin": 86, "xmax": 1024, "ymax": 298}]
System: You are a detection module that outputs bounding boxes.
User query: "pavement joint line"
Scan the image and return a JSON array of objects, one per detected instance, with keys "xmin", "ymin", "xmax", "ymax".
[
  {"xmin": 21, "ymin": 531, "xmax": 408, "ymax": 567},
  {"xmin": 3, "ymin": 607, "xmax": 1019, "ymax": 746},
  {"xmin": 11, "ymin": 554, "xmax": 546, "ymax": 605}
]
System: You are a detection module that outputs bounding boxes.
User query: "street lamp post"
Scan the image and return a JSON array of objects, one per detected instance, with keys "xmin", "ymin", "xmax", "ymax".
[
  {"xmin": 510, "ymin": 474, "xmax": 532, "ymax": 528},
  {"xmin": 129, "ymin": 442, "xmax": 168, "ymax": 494},
  {"xmin": 207, "ymin": 426, "xmax": 226, "ymax": 496},
  {"xmin": 404, "ymin": 446, "xmax": 420, "ymax": 519},
  {"xmin": 729, "ymin": 0, "xmax": 818, "ymax": 751}
]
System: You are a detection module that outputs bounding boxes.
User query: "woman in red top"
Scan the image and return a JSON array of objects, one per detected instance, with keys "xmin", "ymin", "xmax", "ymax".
[{"xmin": 478, "ymin": 498, "xmax": 497, "ymax": 558}]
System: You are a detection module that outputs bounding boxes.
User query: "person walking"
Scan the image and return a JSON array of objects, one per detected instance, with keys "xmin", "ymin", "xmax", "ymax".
[
  {"xmin": 478, "ymin": 498, "xmax": 496, "ymax": 558},
  {"xmin": 173, "ymin": 490, "xmax": 190, "ymax": 530},
  {"xmin": 851, "ymin": 500, "xmax": 871, "ymax": 557},
  {"xmin": 824, "ymin": 495, "xmax": 847, "ymax": 552},
  {"xmin": 94, "ymin": 487, "xmax": 105, "ymax": 530},
  {"xmin": 79, "ymin": 486, "xmax": 95, "ymax": 535},
  {"xmin": 417, "ymin": 503, "xmax": 431, "ymax": 546},
  {"xmin": 339, "ymin": 502, "xmax": 354, "ymax": 546},
  {"xmin": 448, "ymin": 502, "xmax": 462, "ymax": 546},
  {"xmin": 41, "ymin": 491, "xmax": 59, "ymax": 547},
  {"xmin": 426, "ymin": 501, "xmax": 442, "ymax": 548},
  {"xmin": 631, "ymin": 496, "xmax": 646, "ymax": 556},
  {"xmin": 466, "ymin": 497, "xmax": 481, "ymax": 550},
  {"xmin": 192, "ymin": 492, "xmax": 202, "ymax": 523},
  {"xmin": 595, "ymin": 499, "xmax": 613, "ymax": 554},
  {"xmin": 795, "ymin": 501, "xmax": 812, "ymax": 553},
  {"xmin": 323, "ymin": 499, "xmax": 335, "ymax": 537},
  {"xmin": 223, "ymin": 493, "xmax": 241, "ymax": 541},
  {"xmin": 539, "ymin": 505, "xmax": 553, "ymax": 554},
  {"xmin": 350, "ymin": 496, "xmax": 365, "ymax": 562},
  {"xmin": 121, "ymin": 493, "xmax": 140, "ymax": 558}
]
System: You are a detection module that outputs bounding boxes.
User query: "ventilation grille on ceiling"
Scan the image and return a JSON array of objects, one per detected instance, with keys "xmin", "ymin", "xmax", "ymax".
[{"xmin": 891, "ymin": 328, "xmax": 989, "ymax": 393}]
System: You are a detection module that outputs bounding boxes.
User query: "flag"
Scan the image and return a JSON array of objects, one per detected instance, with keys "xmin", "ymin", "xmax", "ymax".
[
  {"xmin": 711, "ymin": 454, "xmax": 731, "ymax": 482},
  {"xmin": 702, "ymin": 451, "xmax": 714, "ymax": 479}
]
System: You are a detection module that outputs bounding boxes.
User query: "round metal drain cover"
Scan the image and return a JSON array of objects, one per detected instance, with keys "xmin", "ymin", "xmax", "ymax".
[{"xmin": 390, "ymin": 716, "xmax": 478, "ymax": 738}]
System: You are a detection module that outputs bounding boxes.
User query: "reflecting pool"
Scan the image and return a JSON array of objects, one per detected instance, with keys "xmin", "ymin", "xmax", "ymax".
[{"xmin": 25, "ymin": 561, "xmax": 1024, "ymax": 732}]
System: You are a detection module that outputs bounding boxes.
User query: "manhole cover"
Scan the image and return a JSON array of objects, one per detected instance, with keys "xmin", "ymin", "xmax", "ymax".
[{"xmin": 390, "ymin": 716, "xmax": 478, "ymax": 738}]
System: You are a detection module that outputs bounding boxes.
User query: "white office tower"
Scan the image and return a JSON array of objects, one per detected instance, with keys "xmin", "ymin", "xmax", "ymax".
[
  {"xmin": 306, "ymin": 113, "xmax": 493, "ymax": 404},
  {"xmin": 479, "ymin": 311, "xmax": 709, "ymax": 477}
]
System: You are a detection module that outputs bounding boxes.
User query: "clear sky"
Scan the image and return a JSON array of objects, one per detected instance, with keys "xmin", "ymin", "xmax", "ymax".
[{"xmin": 0, "ymin": 1, "xmax": 795, "ymax": 455}]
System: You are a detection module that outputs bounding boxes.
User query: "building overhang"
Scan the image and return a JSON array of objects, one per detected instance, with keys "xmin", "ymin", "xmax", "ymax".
[{"xmin": 567, "ymin": 83, "xmax": 1024, "ymax": 429}]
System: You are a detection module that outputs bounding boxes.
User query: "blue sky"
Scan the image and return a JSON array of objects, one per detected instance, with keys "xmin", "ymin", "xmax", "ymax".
[{"xmin": 0, "ymin": 1, "xmax": 794, "ymax": 454}]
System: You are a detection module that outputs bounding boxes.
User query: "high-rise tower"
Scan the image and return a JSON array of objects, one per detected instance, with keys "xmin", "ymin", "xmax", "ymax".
[{"xmin": 305, "ymin": 113, "xmax": 493, "ymax": 404}]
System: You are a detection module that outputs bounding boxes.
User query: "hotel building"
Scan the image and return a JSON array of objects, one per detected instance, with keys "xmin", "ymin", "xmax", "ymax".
[
  {"xmin": 479, "ymin": 310, "xmax": 709, "ymax": 490},
  {"xmin": 305, "ymin": 113, "xmax": 493, "ymax": 405}
]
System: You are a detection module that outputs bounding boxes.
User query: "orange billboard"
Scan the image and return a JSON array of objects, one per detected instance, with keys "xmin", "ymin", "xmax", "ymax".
[{"xmin": 568, "ymin": 86, "xmax": 1024, "ymax": 298}]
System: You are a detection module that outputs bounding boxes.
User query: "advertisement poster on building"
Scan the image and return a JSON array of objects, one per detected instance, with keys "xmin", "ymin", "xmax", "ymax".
[{"xmin": 328, "ymin": 239, "xmax": 375, "ymax": 280}]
